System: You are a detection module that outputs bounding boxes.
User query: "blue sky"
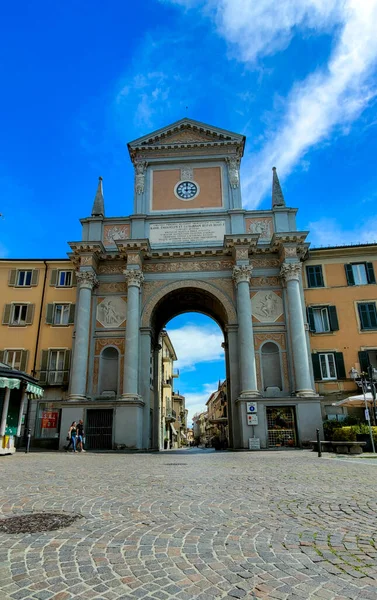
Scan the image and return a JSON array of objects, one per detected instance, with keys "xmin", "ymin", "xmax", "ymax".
[{"xmin": 1, "ymin": 0, "xmax": 377, "ymax": 422}]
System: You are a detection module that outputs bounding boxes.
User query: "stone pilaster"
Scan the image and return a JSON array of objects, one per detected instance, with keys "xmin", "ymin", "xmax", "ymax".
[
  {"xmin": 280, "ymin": 262, "xmax": 315, "ymax": 396},
  {"xmin": 0, "ymin": 388, "xmax": 11, "ymax": 436},
  {"xmin": 232, "ymin": 265, "xmax": 259, "ymax": 398},
  {"xmin": 69, "ymin": 270, "xmax": 98, "ymax": 401}
]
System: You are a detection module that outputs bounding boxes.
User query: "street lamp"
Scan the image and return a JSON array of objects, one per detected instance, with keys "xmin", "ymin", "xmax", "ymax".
[{"xmin": 350, "ymin": 367, "xmax": 376, "ymax": 453}]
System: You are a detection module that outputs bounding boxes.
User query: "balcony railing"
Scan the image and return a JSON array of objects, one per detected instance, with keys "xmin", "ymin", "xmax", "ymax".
[
  {"xmin": 165, "ymin": 409, "xmax": 176, "ymax": 421},
  {"xmin": 172, "ymin": 368, "xmax": 180, "ymax": 378},
  {"xmin": 37, "ymin": 370, "xmax": 70, "ymax": 386}
]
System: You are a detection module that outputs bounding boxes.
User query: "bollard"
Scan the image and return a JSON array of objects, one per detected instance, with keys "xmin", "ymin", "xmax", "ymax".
[
  {"xmin": 25, "ymin": 428, "xmax": 31, "ymax": 454},
  {"xmin": 316, "ymin": 428, "xmax": 321, "ymax": 458}
]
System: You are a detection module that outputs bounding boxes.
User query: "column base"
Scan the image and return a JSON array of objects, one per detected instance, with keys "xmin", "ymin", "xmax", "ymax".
[
  {"xmin": 237, "ymin": 390, "xmax": 261, "ymax": 400},
  {"xmin": 121, "ymin": 393, "xmax": 145, "ymax": 407},
  {"xmin": 295, "ymin": 389, "xmax": 319, "ymax": 398},
  {"xmin": 68, "ymin": 394, "xmax": 88, "ymax": 402}
]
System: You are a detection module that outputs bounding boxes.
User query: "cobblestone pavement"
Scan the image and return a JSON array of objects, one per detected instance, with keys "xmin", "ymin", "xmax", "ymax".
[{"xmin": 1, "ymin": 449, "xmax": 377, "ymax": 600}]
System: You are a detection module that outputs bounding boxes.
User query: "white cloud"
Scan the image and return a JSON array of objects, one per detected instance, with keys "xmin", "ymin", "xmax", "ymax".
[
  {"xmin": 182, "ymin": 381, "xmax": 219, "ymax": 424},
  {"xmin": 168, "ymin": 323, "xmax": 224, "ymax": 371},
  {"xmin": 308, "ymin": 217, "xmax": 377, "ymax": 247},
  {"xmin": 165, "ymin": 0, "xmax": 377, "ymax": 207}
]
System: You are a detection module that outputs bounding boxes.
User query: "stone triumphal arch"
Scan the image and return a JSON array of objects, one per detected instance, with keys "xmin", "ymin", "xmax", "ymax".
[{"xmin": 63, "ymin": 117, "xmax": 322, "ymax": 450}]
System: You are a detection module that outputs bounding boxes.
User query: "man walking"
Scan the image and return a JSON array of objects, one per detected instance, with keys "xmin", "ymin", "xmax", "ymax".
[{"xmin": 77, "ymin": 419, "xmax": 86, "ymax": 452}]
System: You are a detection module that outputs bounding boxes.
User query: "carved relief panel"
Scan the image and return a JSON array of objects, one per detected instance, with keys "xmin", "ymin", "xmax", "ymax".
[
  {"xmin": 251, "ymin": 291, "xmax": 283, "ymax": 323},
  {"xmin": 103, "ymin": 224, "xmax": 130, "ymax": 247},
  {"xmin": 245, "ymin": 217, "xmax": 274, "ymax": 241},
  {"xmin": 96, "ymin": 296, "xmax": 127, "ymax": 328}
]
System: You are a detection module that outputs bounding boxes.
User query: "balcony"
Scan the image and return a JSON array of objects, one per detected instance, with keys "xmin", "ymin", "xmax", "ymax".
[
  {"xmin": 165, "ymin": 409, "xmax": 176, "ymax": 422},
  {"xmin": 172, "ymin": 368, "xmax": 180, "ymax": 378},
  {"xmin": 163, "ymin": 378, "xmax": 173, "ymax": 387},
  {"xmin": 37, "ymin": 370, "xmax": 70, "ymax": 386}
]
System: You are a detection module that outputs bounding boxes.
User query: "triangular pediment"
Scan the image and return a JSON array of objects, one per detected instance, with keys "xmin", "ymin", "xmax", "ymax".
[{"xmin": 128, "ymin": 118, "xmax": 245, "ymax": 153}]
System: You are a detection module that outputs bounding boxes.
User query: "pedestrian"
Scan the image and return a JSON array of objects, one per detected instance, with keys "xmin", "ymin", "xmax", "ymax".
[
  {"xmin": 77, "ymin": 419, "xmax": 86, "ymax": 452},
  {"xmin": 65, "ymin": 421, "xmax": 77, "ymax": 453}
]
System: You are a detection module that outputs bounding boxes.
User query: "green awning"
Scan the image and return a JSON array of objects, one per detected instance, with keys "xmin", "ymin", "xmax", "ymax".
[
  {"xmin": 26, "ymin": 382, "xmax": 44, "ymax": 398},
  {"xmin": 0, "ymin": 377, "xmax": 21, "ymax": 390}
]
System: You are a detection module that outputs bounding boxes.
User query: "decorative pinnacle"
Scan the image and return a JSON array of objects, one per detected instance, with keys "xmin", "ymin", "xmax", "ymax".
[
  {"xmin": 272, "ymin": 167, "xmax": 285, "ymax": 208},
  {"xmin": 91, "ymin": 176, "xmax": 105, "ymax": 217}
]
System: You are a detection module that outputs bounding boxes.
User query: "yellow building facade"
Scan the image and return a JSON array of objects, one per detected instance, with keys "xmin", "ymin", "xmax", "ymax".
[
  {"xmin": 304, "ymin": 244, "xmax": 377, "ymax": 417},
  {"xmin": 0, "ymin": 259, "xmax": 75, "ymax": 446}
]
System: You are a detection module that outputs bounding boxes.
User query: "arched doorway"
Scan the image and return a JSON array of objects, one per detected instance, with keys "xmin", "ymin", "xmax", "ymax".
[{"xmin": 140, "ymin": 280, "xmax": 240, "ymax": 450}]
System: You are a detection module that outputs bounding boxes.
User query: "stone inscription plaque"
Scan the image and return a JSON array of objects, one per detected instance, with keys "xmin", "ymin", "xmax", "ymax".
[{"xmin": 149, "ymin": 220, "xmax": 225, "ymax": 244}]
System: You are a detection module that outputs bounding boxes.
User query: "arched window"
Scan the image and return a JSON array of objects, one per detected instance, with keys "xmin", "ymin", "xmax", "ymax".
[
  {"xmin": 261, "ymin": 342, "xmax": 282, "ymax": 391},
  {"xmin": 99, "ymin": 347, "xmax": 119, "ymax": 396}
]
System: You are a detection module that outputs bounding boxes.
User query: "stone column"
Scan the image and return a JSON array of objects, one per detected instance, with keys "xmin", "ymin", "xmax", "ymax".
[
  {"xmin": 232, "ymin": 265, "xmax": 259, "ymax": 397},
  {"xmin": 280, "ymin": 262, "xmax": 315, "ymax": 396},
  {"xmin": 69, "ymin": 271, "xmax": 98, "ymax": 400},
  {"xmin": 123, "ymin": 269, "xmax": 144, "ymax": 397},
  {"xmin": 0, "ymin": 388, "xmax": 11, "ymax": 436}
]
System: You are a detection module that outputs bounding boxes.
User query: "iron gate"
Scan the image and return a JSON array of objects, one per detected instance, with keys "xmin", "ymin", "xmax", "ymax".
[{"xmin": 85, "ymin": 409, "xmax": 113, "ymax": 450}]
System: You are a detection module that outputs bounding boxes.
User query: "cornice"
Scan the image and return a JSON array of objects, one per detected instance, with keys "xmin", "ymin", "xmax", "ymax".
[{"xmin": 115, "ymin": 239, "xmax": 151, "ymax": 254}]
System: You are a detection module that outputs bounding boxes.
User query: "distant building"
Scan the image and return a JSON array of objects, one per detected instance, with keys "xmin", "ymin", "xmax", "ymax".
[{"xmin": 205, "ymin": 380, "xmax": 228, "ymax": 448}]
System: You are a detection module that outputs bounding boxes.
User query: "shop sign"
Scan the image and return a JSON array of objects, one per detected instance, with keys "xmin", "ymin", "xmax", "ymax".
[
  {"xmin": 246, "ymin": 402, "xmax": 257, "ymax": 413},
  {"xmin": 247, "ymin": 414, "xmax": 258, "ymax": 425},
  {"xmin": 41, "ymin": 411, "xmax": 58, "ymax": 429}
]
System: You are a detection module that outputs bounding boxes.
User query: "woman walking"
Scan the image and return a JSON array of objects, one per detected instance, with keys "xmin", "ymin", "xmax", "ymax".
[{"xmin": 66, "ymin": 421, "xmax": 78, "ymax": 453}]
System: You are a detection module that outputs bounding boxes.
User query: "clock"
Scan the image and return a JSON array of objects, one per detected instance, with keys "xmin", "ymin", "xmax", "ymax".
[{"xmin": 175, "ymin": 180, "xmax": 199, "ymax": 200}]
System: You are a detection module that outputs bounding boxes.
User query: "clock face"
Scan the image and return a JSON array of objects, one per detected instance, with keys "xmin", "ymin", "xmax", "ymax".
[{"xmin": 175, "ymin": 181, "xmax": 198, "ymax": 200}]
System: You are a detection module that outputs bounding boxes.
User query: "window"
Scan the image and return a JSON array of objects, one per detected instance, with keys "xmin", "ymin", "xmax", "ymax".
[
  {"xmin": 345, "ymin": 262, "xmax": 376, "ymax": 286},
  {"xmin": 2, "ymin": 349, "xmax": 28, "ymax": 371},
  {"xmin": 17, "ymin": 270, "xmax": 32, "ymax": 286},
  {"xmin": 54, "ymin": 304, "xmax": 70, "ymax": 325},
  {"xmin": 8, "ymin": 269, "xmax": 39, "ymax": 287},
  {"xmin": 307, "ymin": 305, "xmax": 339, "ymax": 333},
  {"xmin": 312, "ymin": 352, "xmax": 346, "ymax": 380},
  {"xmin": 306, "ymin": 265, "xmax": 324, "ymax": 288},
  {"xmin": 46, "ymin": 303, "xmax": 75, "ymax": 326},
  {"xmin": 39, "ymin": 349, "xmax": 71, "ymax": 385},
  {"xmin": 313, "ymin": 307, "xmax": 330, "ymax": 332},
  {"xmin": 319, "ymin": 353, "xmax": 337, "ymax": 380},
  {"xmin": 11, "ymin": 304, "xmax": 28, "ymax": 325},
  {"xmin": 57, "ymin": 270, "xmax": 72, "ymax": 287},
  {"xmin": 358, "ymin": 302, "xmax": 377, "ymax": 330}
]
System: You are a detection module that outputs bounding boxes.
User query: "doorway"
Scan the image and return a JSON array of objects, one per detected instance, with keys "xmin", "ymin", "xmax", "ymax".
[{"xmin": 85, "ymin": 409, "xmax": 113, "ymax": 450}]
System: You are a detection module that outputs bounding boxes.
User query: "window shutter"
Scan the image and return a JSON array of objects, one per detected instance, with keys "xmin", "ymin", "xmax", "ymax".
[
  {"xmin": 19, "ymin": 350, "xmax": 29, "ymax": 373},
  {"xmin": 358, "ymin": 303, "xmax": 368, "ymax": 329},
  {"xmin": 2, "ymin": 304, "xmax": 12, "ymax": 325},
  {"xmin": 0, "ymin": 350, "xmax": 4, "ymax": 363},
  {"xmin": 46, "ymin": 304, "xmax": 54, "ymax": 324},
  {"xmin": 8, "ymin": 270, "xmax": 17, "ymax": 286},
  {"xmin": 334, "ymin": 352, "xmax": 346, "ymax": 379},
  {"xmin": 68, "ymin": 304, "xmax": 76, "ymax": 325},
  {"xmin": 345, "ymin": 264, "xmax": 355, "ymax": 286},
  {"xmin": 328, "ymin": 306, "xmax": 339, "ymax": 331},
  {"xmin": 306, "ymin": 266, "xmax": 313, "ymax": 287},
  {"xmin": 312, "ymin": 354, "xmax": 322, "ymax": 380},
  {"xmin": 307, "ymin": 307, "xmax": 316, "ymax": 332},
  {"xmin": 72, "ymin": 270, "xmax": 77, "ymax": 286},
  {"xmin": 366, "ymin": 262, "xmax": 376, "ymax": 284},
  {"xmin": 31, "ymin": 269, "xmax": 39, "ymax": 286},
  {"xmin": 50, "ymin": 269, "xmax": 58, "ymax": 286},
  {"xmin": 25, "ymin": 305, "xmax": 35, "ymax": 325},
  {"xmin": 369, "ymin": 303, "xmax": 377, "ymax": 328},
  {"xmin": 63, "ymin": 350, "xmax": 71, "ymax": 384},
  {"xmin": 358, "ymin": 351, "xmax": 370, "ymax": 374},
  {"xmin": 39, "ymin": 350, "xmax": 49, "ymax": 383},
  {"xmin": 316, "ymin": 266, "xmax": 324, "ymax": 287}
]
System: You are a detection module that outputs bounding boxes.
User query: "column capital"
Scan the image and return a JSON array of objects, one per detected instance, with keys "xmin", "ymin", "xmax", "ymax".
[
  {"xmin": 76, "ymin": 270, "xmax": 99, "ymax": 290},
  {"xmin": 280, "ymin": 262, "xmax": 302, "ymax": 282},
  {"xmin": 232, "ymin": 264, "xmax": 253, "ymax": 285},
  {"xmin": 124, "ymin": 269, "xmax": 144, "ymax": 288}
]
